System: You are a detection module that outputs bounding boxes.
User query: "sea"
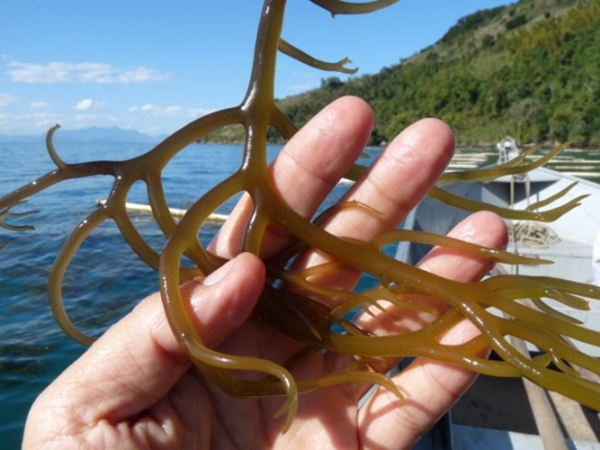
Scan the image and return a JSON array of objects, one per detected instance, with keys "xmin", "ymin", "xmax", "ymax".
[
  {"xmin": 1, "ymin": 140, "xmax": 599, "ymax": 448},
  {"xmin": 0, "ymin": 139, "xmax": 376, "ymax": 447}
]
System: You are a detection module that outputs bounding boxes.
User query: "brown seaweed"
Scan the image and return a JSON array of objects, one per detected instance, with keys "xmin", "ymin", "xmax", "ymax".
[{"xmin": 1, "ymin": 0, "xmax": 599, "ymax": 430}]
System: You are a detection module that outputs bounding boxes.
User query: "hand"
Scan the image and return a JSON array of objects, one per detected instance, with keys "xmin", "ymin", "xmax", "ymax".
[{"xmin": 23, "ymin": 97, "xmax": 507, "ymax": 449}]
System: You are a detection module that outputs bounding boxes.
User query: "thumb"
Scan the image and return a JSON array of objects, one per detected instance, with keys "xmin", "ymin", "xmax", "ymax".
[
  {"xmin": 29, "ymin": 252, "xmax": 265, "ymax": 427},
  {"xmin": 176, "ymin": 252, "xmax": 266, "ymax": 349}
]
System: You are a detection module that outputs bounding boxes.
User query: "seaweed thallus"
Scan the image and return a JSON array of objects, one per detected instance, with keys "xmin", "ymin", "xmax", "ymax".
[{"xmin": 1, "ymin": 0, "xmax": 600, "ymax": 429}]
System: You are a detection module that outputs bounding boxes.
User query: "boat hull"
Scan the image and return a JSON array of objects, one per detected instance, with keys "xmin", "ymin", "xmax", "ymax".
[{"xmin": 399, "ymin": 166, "xmax": 600, "ymax": 356}]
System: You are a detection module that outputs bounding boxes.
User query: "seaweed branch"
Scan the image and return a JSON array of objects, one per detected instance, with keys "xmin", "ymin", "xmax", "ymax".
[
  {"xmin": 1, "ymin": 201, "xmax": 38, "ymax": 232},
  {"xmin": 278, "ymin": 39, "xmax": 357, "ymax": 73},
  {"xmin": 310, "ymin": 0, "xmax": 399, "ymax": 16},
  {"xmin": 1, "ymin": 0, "xmax": 600, "ymax": 430}
]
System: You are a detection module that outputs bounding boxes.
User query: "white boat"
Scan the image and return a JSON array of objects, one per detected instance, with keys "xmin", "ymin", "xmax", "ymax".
[
  {"xmin": 404, "ymin": 138, "xmax": 600, "ymax": 449},
  {"xmin": 399, "ymin": 138, "xmax": 600, "ymax": 351}
]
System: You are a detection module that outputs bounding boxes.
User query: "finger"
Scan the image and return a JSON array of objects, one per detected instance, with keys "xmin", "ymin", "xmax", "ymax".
[
  {"xmin": 357, "ymin": 210, "xmax": 509, "ymax": 336},
  {"xmin": 27, "ymin": 253, "xmax": 265, "ymax": 429},
  {"xmin": 295, "ymin": 117, "xmax": 456, "ymax": 290},
  {"xmin": 324, "ymin": 117, "xmax": 455, "ymax": 242},
  {"xmin": 209, "ymin": 95, "xmax": 374, "ymax": 259},
  {"xmin": 358, "ymin": 211, "xmax": 507, "ymax": 449},
  {"xmin": 418, "ymin": 210, "xmax": 508, "ymax": 283}
]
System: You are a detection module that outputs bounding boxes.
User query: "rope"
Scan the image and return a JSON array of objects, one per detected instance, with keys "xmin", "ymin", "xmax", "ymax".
[
  {"xmin": 499, "ymin": 147, "xmax": 559, "ymax": 249},
  {"xmin": 507, "ymin": 221, "xmax": 560, "ymax": 248}
]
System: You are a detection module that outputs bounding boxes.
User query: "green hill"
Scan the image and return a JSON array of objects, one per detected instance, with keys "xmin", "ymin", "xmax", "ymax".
[{"xmin": 203, "ymin": 0, "xmax": 600, "ymax": 147}]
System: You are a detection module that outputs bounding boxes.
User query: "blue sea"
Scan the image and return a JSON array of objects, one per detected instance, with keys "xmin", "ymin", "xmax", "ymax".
[
  {"xmin": 2, "ymin": 139, "xmax": 599, "ymax": 448},
  {"xmin": 0, "ymin": 139, "xmax": 382, "ymax": 448}
]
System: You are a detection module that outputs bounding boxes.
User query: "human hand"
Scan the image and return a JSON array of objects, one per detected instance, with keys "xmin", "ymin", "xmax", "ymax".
[{"xmin": 23, "ymin": 96, "xmax": 507, "ymax": 449}]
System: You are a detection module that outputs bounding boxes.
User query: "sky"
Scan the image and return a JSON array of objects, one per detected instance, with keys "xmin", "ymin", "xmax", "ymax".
[{"xmin": 0, "ymin": 0, "xmax": 512, "ymax": 137}]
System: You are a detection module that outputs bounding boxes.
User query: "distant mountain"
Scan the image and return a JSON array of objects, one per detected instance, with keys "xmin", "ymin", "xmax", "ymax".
[{"xmin": 0, "ymin": 127, "xmax": 165, "ymax": 144}]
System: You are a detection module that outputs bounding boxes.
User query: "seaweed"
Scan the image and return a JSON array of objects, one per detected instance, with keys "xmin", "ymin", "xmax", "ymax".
[{"xmin": 1, "ymin": 0, "xmax": 599, "ymax": 430}]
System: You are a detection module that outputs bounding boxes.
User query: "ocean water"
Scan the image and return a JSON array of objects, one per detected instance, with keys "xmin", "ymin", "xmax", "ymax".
[{"xmin": 0, "ymin": 140, "xmax": 377, "ymax": 448}]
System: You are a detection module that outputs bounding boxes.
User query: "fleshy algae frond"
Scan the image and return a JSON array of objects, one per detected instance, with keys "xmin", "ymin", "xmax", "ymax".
[{"xmin": 1, "ymin": 0, "xmax": 599, "ymax": 430}]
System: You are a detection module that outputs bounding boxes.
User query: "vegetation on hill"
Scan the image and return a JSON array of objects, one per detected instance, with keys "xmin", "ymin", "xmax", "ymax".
[{"xmin": 202, "ymin": 0, "xmax": 600, "ymax": 147}]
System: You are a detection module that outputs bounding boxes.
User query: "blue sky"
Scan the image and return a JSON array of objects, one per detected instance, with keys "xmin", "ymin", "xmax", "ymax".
[{"xmin": 0, "ymin": 0, "xmax": 512, "ymax": 136}]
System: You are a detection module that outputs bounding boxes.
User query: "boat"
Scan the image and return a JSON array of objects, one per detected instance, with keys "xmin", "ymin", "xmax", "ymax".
[
  {"xmin": 399, "ymin": 138, "xmax": 600, "ymax": 352},
  {"xmin": 403, "ymin": 138, "xmax": 600, "ymax": 449}
]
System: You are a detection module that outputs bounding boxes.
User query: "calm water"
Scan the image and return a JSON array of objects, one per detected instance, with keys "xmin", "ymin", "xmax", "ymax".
[
  {"xmin": 1, "ymin": 140, "xmax": 599, "ymax": 448},
  {"xmin": 0, "ymin": 140, "xmax": 373, "ymax": 448}
]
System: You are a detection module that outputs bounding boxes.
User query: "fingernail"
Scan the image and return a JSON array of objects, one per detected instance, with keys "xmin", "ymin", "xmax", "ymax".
[{"xmin": 202, "ymin": 259, "xmax": 233, "ymax": 286}]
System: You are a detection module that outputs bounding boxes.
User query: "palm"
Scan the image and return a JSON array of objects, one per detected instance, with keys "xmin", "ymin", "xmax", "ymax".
[
  {"xmin": 198, "ymin": 322, "xmax": 361, "ymax": 448},
  {"xmin": 118, "ymin": 318, "xmax": 360, "ymax": 449}
]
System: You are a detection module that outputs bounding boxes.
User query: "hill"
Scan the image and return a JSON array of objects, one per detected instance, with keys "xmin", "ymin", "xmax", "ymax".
[{"xmin": 203, "ymin": 0, "xmax": 600, "ymax": 147}]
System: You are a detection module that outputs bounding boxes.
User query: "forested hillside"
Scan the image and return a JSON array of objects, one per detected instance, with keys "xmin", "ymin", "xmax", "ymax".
[{"xmin": 204, "ymin": 0, "xmax": 600, "ymax": 147}]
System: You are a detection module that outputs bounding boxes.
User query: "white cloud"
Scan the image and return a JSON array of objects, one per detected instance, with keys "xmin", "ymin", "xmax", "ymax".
[
  {"xmin": 30, "ymin": 101, "xmax": 52, "ymax": 109},
  {"xmin": 74, "ymin": 98, "xmax": 106, "ymax": 111},
  {"xmin": 288, "ymin": 81, "xmax": 320, "ymax": 91},
  {"xmin": 0, "ymin": 111, "xmax": 62, "ymax": 134},
  {"xmin": 117, "ymin": 67, "xmax": 168, "ymax": 83},
  {"xmin": 0, "ymin": 110, "xmax": 128, "ymax": 135},
  {"xmin": 6, "ymin": 61, "xmax": 169, "ymax": 84},
  {"xmin": 286, "ymin": 71, "xmax": 319, "ymax": 92},
  {"xmin": 0, "ymin": 92, "xmax": 19, "ymax": 107},
  {"xmin": 129, "ymin": 104, "xmax": 210, "ymax": 118}
]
